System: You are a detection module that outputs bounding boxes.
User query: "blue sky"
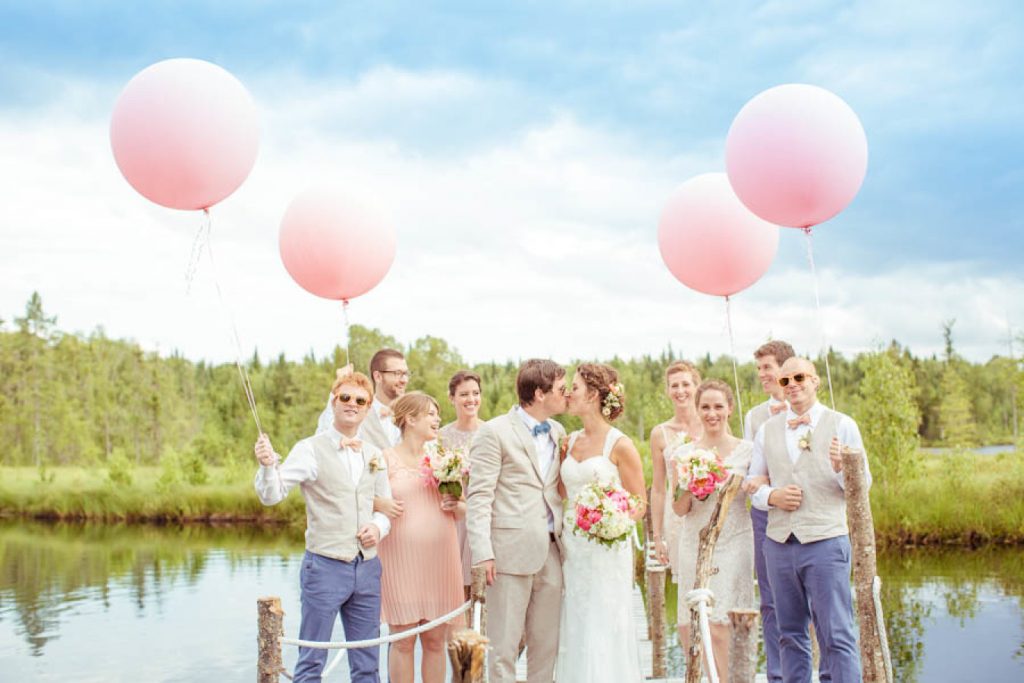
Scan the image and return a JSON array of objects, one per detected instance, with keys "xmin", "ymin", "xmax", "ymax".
[{"xmin": 1, "ymin": 1, "xmax": 1022, "ymax": 363}]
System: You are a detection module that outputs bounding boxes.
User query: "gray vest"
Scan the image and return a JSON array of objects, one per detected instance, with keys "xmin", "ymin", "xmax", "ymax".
[
  {"xmin": 302, "ymin": 432, "xmax": 380, "ymax": 561},
  {"xmin": 765, "ymin": 410, "xmax": 848, "ymax": 544}
]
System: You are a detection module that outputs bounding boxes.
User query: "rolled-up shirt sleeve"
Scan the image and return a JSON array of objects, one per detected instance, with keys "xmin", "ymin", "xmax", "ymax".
[
  {"xmin": 746, "ymin": 425, "xmax": 774, "ymax": 511},
  {"xmin": 371, "ymin": 463, "xmax": 393, "ymax": 539},
  {"xmin": 254, "ymin": 441, "xmax": 316, "ymax": 505},
  {"xmin": 835, "ymin": 416, "xmax": 872, "ymax": 491}
]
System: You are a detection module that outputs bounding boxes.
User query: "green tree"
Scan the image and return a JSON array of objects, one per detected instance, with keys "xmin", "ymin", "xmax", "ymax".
[
  {"xmin": 853, "ymin": 349, "xmax": 921, "ymax": 490},
  {"xmin": 939, "ymin": 365, "xmax": 978, "ymax": 448}
]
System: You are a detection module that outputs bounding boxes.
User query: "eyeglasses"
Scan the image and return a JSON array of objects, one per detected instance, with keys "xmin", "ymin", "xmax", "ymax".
[
  {"xmin": 379, "ymin": 370, "xmax": 411, "ymax": 379},
  {"xmin": 778, "ymin": 373, "xmax": 813, "ymax": 387},
  {"xmin": 336, "ymin": 393, "xmax": 369, "ymax": 407}
]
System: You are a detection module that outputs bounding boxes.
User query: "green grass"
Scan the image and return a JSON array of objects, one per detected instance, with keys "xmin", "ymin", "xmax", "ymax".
[
  {"xmin": 0, "ymin": 466, "xmax": 305, "ymax": 524},
  {"xmin": 3, "ymin": 451, "xmax": 1023, "ymax": 546}
]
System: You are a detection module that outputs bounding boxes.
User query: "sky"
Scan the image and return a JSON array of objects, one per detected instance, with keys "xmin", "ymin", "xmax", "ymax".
[{"xmin": 1, "ymin": 0, "xmax": 1022, "ymax": 366}]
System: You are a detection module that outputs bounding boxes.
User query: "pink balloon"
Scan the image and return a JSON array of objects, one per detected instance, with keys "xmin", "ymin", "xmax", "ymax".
[
  {"xmin": 658, "ymin": 173, "xmax": 779, "ymax": 297},
  {"xmin": 726, "ymin": 84, "xmax": 868, "ymax": 228},
  {"xmin": 110, "ymin": 58, "xmax": 260, "ymax": 210},
  {"xmin": 279, "ymin": 190, "xmax": 397, "ymax": 301}
]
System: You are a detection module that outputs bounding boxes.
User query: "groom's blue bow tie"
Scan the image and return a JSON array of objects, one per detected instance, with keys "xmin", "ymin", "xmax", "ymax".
[{"xmin": 532, "ymin": 422, "xmax": 551, "ymax": 437}]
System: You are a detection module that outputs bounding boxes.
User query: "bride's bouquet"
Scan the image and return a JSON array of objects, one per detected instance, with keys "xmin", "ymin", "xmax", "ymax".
[
  {"xmin": 672, "ymin": 448, "xmax": 729, "ymax": 501},
  {"xmin": 571, "ymin": 480, "xmax": 640, "ymax": 547},
  {"xmin": 421, "ymin": 440, "xmax": 469, "ymax": 497}
]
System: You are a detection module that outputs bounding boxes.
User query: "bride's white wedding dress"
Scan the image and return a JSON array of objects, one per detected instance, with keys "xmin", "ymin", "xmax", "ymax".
[{"xmin": 555, "ymin": 427, "xmax": 643, "ymax": 682}]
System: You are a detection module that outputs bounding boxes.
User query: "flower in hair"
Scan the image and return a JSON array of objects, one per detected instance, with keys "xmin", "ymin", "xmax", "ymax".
[{"xmin": 601, "ymin": 382, "xmax": 624, "ymax": 418}]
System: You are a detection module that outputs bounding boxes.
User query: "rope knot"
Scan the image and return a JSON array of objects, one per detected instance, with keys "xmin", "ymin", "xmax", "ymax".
[{"xmin": 684, "ymin": 587, "xmax": 715, "ymax": 608}]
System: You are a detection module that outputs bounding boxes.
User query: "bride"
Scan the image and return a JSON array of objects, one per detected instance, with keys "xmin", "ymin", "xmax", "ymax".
[{"xmin": 555, "ymin": 363, "xmax": 647, "ymax": 682}]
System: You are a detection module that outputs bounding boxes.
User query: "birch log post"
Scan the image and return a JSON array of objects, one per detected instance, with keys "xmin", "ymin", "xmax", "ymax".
[
  {"xmin": 447, "ymin": 566, "xmax": 490, "ymax": 683},
  {"xmin": 257, "ymin": 596, "xmax": 284, "ymax": 683},
  {"xmin": 644, "ymin": 489, "xmax": 668, "ymax": 678},
  {"xmin": 727, "ymin": 609, "xmax": 759, "ymax": 683},
  {"xmin": 841, "ymin": 445, "xmax": 892, "ymax": 683},
  {"xmin": 684, "ymin": 474, "xmax": 743, "ymax": 683}
]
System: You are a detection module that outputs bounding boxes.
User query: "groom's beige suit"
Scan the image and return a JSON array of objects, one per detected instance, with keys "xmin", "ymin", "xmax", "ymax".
[{"xmin": 467, "ymin": 406, "xmax": 565, "ymax": 683}]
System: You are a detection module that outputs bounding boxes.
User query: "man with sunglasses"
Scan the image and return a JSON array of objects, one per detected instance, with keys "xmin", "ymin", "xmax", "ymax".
[
  {"xmin": 746, "ymin": 357, "xmax": 872, "ymax": 683},
  {"xmin": 254, "ymin": 368, "xmax": 393, "ymax": 683},
  {"xmin": 317, "ymin": 348, "xmax": 409, "ymax": 450}
]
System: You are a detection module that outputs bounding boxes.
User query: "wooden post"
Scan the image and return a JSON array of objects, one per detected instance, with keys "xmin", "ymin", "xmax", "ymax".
[
  {"xmin": 684, "ymin": 474, "xmax": 743, "ymax": 683},
  {"xmin": 448, "ymin": 566, "xmax": 490, "ymax": 683},
  {"xmin": 842, "ymin": 445, "xmax": 891, "ymax": 683},
  {"xmin": 727, "ymin": 609, "xmax": 759, "ymax": 683},
  {"xmin": 645, "ymin": 489, "xmax": 667, "ymax": 678},
  {"xmin": 257, "ymin": 596, "xmax": 284, "ymax": 683}
]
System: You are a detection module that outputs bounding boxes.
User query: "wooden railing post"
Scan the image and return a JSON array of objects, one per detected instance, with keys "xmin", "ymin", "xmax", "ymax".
[
  {"xmin": 257, "ymin": 596, "xmax": 284, "ymax": 683},
  {"xmin": 644, "ymin": 490, "xmax": 667, "ymax": 678},
  {"xmin": 727, "ymin": 609, "xmax": 759, "ymax": 683},
  {"xmin": 842, "ymin": 446, "xmax": 892, "ymax": 683}
]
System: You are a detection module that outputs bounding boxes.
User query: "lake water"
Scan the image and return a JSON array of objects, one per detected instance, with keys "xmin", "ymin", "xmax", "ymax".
[{"xmin": 1, "ymin": 521, "xmax": 1022, "ymax": 682}]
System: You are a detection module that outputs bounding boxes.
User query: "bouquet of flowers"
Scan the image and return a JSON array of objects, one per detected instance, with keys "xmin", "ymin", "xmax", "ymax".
[
  {"xmin": 421, "ymin": 440, "xmax": 469, "ymax": 497},
  {"xmin": 672, "ymin": 448, "xmax": 729, "ymax": 501},
  {"xmin": 571, "ymin": 480, "xmax": 640, "ymax": 547}
]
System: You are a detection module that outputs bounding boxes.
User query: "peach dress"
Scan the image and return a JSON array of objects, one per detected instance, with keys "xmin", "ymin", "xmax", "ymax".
[{"xmin": 379, "ymin": 448, "xmax": 463, "ymax": 625}]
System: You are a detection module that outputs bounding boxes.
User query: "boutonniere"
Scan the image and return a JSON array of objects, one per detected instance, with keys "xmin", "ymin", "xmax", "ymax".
[
  {"xmin": 798, "ymin": 429, "xmax": 813, "ymax": 452},
  {"xmin": 367, "ymin": 453, "xmax": 384, "ymax": 473},
  {"xmin": 559, "ymin": 435, "xmax": 570, "ymax": 461}
]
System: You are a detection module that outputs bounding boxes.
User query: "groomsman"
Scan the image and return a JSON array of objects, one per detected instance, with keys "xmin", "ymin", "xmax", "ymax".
[
  {"xmin": 747, "ymin": 357, "xmax": 872, "ymax": 683},
  {"xmin": 742, "ymin": 340, "xmax": 793, "ymax": 683},
  {"xmin": 318, "ymin": 348, "xmax": 409, "ymax": 450},
  {"xmin": 255, "ymin": 368, "xmax": 393, "ymax": 682}
]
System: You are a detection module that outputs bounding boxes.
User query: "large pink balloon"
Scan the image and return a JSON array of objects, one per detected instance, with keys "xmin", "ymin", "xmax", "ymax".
[
  {"xmin": 658, "ymin": 173, "xmax": 779, "ymax": 297},
  {"xmin": 110, "ymin": 58, "xmax": 260, "ymax": 210},
  {"xmin": 279, "ymin": 190, "xmax": 397, "ymax": 301},
  {"xmin": 726, "ymin": 84, "xmax": 868, "ymax": 228}
]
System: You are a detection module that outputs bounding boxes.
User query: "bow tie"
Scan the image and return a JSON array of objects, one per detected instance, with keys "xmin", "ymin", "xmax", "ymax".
[
  {"xmin": 787, "ymin": 414, "xmax": 811, "ymax": 430},
  {"xmin": 339, "ymin": 436, "xmax": 363, "ymax": 451},
  {"xmin": 770, "ymin": 402, "xmax": 787, "ymax": 415},
  {"xmin": 378, "ymin": 405, "xmax": 392, "ymax": 418},
  {"xmin": 532, "ymin": 422, "xmax": 551, "ymax": 437}
]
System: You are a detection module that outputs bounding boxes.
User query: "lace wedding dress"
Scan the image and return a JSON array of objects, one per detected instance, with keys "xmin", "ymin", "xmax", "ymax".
[
  {"xmin": 554, "ymin": 427, "xmax": 643, "ymax": 682},
  {"xmin": 671, "ymin": 440, "xmax": 755, "ymax": 624}
]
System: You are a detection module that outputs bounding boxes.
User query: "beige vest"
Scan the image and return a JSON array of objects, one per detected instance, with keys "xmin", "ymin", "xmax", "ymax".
[
  {"xmin": 765, "ymin": 410, "xmax": 848, "ymax": 544},
  {"xmin": 746, "ymin": 400, "xmax": 774, "ymax": 440},
  {"xmin": 302, "ymin": 432, "xmax": 379, "ymax": 561}
]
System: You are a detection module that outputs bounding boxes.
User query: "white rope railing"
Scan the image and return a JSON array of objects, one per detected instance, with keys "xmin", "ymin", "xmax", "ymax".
[{"xmin": 685, "ymin": 587, "xmax": 720, "ymax": 683}]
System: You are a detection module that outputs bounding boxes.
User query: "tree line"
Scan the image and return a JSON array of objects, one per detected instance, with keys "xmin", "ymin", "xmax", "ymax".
[{"xmin": 1, "ymin": 294, "xmax": 1020, "ymax": 487}]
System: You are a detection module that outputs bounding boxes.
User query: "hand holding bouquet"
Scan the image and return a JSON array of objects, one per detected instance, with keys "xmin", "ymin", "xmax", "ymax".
[
  {"xmin": 421, "ymin": 440, "xmax": 469, "ymax": 497},
  {"xmin": 572, "ymin": 480, "xmax": 640, "ymax": 547},
  {"xmin": 672, "ymin": 448, "xmax": 729, "ymax": 501}
]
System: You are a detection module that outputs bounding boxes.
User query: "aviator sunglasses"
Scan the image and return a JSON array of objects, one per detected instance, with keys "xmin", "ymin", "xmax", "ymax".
[
  {"xmin": 336, "ymin": 393, "xmax": 369, "ymax": 407},
  {"xmin": 778, "ymin": 373, "xmax": 812, "ymax": 387}
]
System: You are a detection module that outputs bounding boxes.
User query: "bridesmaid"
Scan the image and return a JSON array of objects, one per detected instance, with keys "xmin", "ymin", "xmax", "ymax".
[
  {"xmin": 437, "ymin": 369, "xmax": 483, "ymax": 599},
  {"xmin": 648, "ymin": 361, "xmax": 703, "ymax": 574},
  {"xmin": 378, "ymin": 392, "xmax": 465, "ymax": 683}
]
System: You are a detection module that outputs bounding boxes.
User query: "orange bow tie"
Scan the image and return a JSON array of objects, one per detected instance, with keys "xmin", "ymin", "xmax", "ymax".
[
  {"xmin": 770, "ymin": 402, "xmax": 787, "ymax": 415},
  {"xmin": 787, "ymin": 413, "xmax": 811, "ymax": 429},
  {"xmin": 378, "ymin": 405, "xmax": 392, "ymax": 418},
  {"xmin": 339, "ymin": 437, "xmax": 363, "ymax": 451}
]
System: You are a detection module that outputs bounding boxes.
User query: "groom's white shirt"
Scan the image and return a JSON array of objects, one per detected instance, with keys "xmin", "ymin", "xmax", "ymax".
[{"xmin": 515, "ymin": 405, "xmax": 557, "ymax": 532}]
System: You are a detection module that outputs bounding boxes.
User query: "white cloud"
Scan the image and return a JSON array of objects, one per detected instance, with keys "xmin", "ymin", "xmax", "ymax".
[{"xmin": 1, "ymin": 64, "xmax": 1019, "ymax": 373}]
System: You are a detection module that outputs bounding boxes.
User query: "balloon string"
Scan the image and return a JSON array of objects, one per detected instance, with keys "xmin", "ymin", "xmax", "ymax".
[
  {"xmin": 724, "ymin": 295, "xmax": 745, "ymax": 438},
  {"xmin": 341, "ymin": 299, "xmax": 351, "ymax": 367},
  {"xmin": 185, "ymin": 211, "xmax": 212, "ymax": 294},
  {"xmin": 802, "ymin": 227, "xmax": 837, "ymax": 411},
  {"xmin": 203, "ymin": 209, "xmax": 264, "ymax": 435}
]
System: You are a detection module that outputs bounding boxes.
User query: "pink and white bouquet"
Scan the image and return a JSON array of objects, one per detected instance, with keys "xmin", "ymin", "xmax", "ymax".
[
  {"xmin": 421, "ymin": 441, "xmax": 469, "ymax": 497},
  {"xmin": 672, "ymin": 448, "xmax": 729, "ymax": 501},
  {"xmin": 571, "ymin": 480, "xmax": 640, "ymax": 547}
]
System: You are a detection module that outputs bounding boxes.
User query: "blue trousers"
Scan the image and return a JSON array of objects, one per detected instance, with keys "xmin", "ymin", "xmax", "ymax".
[
  {"xmin": 751, "ymin": 508, "xmax": 783, "ymax": 683},
  {"xmin": 764, "ymin": 535, "xmax": 861, "ymax": 683},
  {"xmin": 294, "ymin": 551, "xmax": 382, "ymax": 683}
]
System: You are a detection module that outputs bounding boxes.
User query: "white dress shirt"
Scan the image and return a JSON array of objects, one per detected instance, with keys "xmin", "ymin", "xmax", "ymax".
[
  {"xmin": 254, "ymin": 426, "xmax": 392, "ymax": 537},
  {"xmin": 515, "ymin": 405, "xmax": 556, "ymax": 531},
  {"xmin": 746, "ymin": 401, "xmax": 872, "ymax": 511}
]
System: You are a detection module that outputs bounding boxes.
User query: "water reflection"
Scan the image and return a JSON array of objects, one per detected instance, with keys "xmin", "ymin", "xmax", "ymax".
[{"xmin": 2, "ymin": 521, "xmax": 1023, "ymax": 682}]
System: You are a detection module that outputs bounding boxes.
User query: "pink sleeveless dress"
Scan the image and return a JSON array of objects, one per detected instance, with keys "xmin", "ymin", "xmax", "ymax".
[{"xmin": 379, "ymin": 449, "xmax": 463, "ymax": 625}]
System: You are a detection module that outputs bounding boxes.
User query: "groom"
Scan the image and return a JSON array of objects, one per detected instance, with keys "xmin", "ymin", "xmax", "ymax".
[{"xmin": 467, "ymin": 359, "xmax": 567, "ymax": 683}]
